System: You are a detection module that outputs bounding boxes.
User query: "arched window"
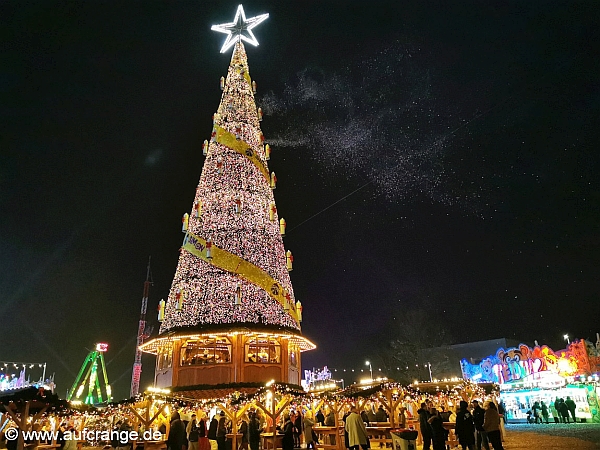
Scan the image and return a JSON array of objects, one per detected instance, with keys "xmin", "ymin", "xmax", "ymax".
[
  {"xmin": 157, "ymin": 343, "xmax": 173, "ymax": 370},
  {"xmin": 245, "ymin": 337, "xmax": 281, "ymax": 363},
  {"xmin": 180, "ymin": 337, "xmax": 232, "ymax": 366}
]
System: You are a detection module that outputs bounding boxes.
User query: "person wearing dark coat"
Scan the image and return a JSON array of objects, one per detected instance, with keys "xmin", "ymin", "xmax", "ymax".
[
  {"xmin": 360, "ymin": 410, "xmax": 369, "ymax": 426},
  {"xmin": 167, "ymin": 412, "xmax": 188, "ymax": 450},
  {"xmin": 427, "ymin": 409, "xmax": 446, "ymax": 450},
  {"xmin": 540, "ymin": 401, "xmax": 549, "ymax": 424},
  {"xmin": 216, "ymin": 412, "xmax": 227, "ymax": 450},
  {"xmin": 316, "ymin": 410, "xmax": 325, "ymax": 427},
  {"xmin": 417, "ymin": 403, "xmax": 432, "ymax": 450},
  {"xmin": 281, "ymin": 415, "xmax": 294, "ymax": 450},
  {"xmin": 248, "ymin": 412, "xmax": 261, "ymax": 450},
  {"xmin": 472, "ymin": 400, "xmax": 489, "ymax": 450},
  {"xmin": 565, "ymin": 397, "xmax": 577, "ymax": 423},
  {"xmin": 374, "ymin": 406, "xmax": 387, "ymax": 423},
  {"xmin": 455, "ymin": 401, "xmax": 475, "ymax": 450},
  {"xmin": 558, "ymin": 399, "xmax": 570, "ymax": 423},
  {"xmin": 208, "ymin": 416, "xmax": 218, "ymax": 440}
]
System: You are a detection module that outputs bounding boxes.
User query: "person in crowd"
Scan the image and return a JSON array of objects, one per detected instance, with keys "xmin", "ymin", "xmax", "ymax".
[
  {"xmin": 238, "ymin": 414, "xmax": 249, "ymax": 450},
  {"xmin": 167, "ymin": 412, "xmax": 188, "ymax": 450},
  {"xmin": 565, "ymin": 397, "xmax": 577, "ymax": 423},
  {"xmin": 117, "ymin": 419, "xmax": 133, "ymax": 450},
  {"xmin": 549, "ymin": 400, "xmax": 559, "ymax": 423},
  {"xmin": 196, "ymin": 413, "xmax": 210, "ymax": 450},
  {"xmin": 62, "ymin": 425, "xmax": 77, "ymax": 450},
  {"xmin": 417, "ymin": 402, "xmax": 432, "ymax": 450},
  {"xmin": 316, "ymin": 410, "xmax": 325, "ymax": 427},
  {"xmin": 375, "ymin": 406, "xmax": 387, "ymax": 423},
  {"xmin": 427, "ymin": 409, "xmax": 446, "ymax": 450},
  {"xmin": 472, "ymin": 400, "xmax": 489, "ymax": 450},
  {"xmin": 342, "ymin": 410, "xmax": 351, "ymax": 450},
  {"xmin": 558, "ymin": 398, "xmax": 570, "ymax": 423},
  {"xmin": 437, "ymin": 406, "xmax": 451, "ymax": 444},
  {"xmin": 248, "ymin": 411, "xmax": 261, "ymax": 450},
  {"xmin": 483, "ymin": 403, "xmax": 503, "ymax": 450},
  {"xmin": 455, "ymin": 401, "xmax": 475, "ymax": 450},
  {"xmin": 540, "ymin": 401, "xmax": 549, "ymax": 424},
  {"xmin": 497, "ymin": 401, "xmax": 506, "ymax": 425},
  {"xmin": 366, "ymin": 407, "xmax": 376, "ymax": 424},
  {"xmin": 281, "ymin": 415, "xmax": 294, "ymax": 450},
  {"xmin": 532, "ymin": 402, "xmax": 541, "ymax": 424},
  {"xmin": 303, "ymin": 411, "xmax": 315, "ymax": 449},
  {"xmin": 187, "ymin": 414, "xmax": 199, "ymax": 450},
  {"xmin": 398, "ymin": 407, "xmax": 407, "ymax": 429},
  {"xmin": 360, "ymin": 409, "xmax": 370, "ymax": 426},
  {"xmin": 111, "ymin": 421, "xmax": 123, "ymax": 450},
  {"xmin": 293, "ymin": 410, "xmax": 303, "ymax": 448},
  {"xmin": 208, "ymin": 414, "xmax": 219, "ymax": 450},
  {"xmin": 344, "ymin": 406, "xmax": 369, "ymax": 450},
  {"xmin": 325, "ymin": 410, "xmax": 336, "ymax": 445},
  {"xmin": 56, "ymin": 423, "xmax": 66, "ymax": 450},
  {"xmin": 216, "ymin": 411, "xmax": 227, "ymax": 450}
]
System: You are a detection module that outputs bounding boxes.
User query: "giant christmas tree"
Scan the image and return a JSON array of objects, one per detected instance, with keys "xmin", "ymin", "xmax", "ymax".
[{"xmin": 141, "ymin": 6, "xmax": 315, "ymax": 389}]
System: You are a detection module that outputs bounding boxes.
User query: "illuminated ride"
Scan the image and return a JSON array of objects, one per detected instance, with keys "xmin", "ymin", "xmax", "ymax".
[
  {"xmin": 67, "ymin": 343, "xmax": 112, "ymax": 405},
  {"xmin": 140, "ymin": 5, "xmax": 315, "ymax": 393}
]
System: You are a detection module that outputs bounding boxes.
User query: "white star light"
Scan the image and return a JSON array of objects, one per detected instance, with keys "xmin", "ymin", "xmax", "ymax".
[{"xmin": 211, "ymin": 5, "xmax": 269, "ymax": 54}]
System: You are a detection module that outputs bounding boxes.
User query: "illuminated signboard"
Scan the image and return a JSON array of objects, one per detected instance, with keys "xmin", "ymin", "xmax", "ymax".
[{"xmin": 461, "ymin": 340, "xmax": 597, "ymax": 385}]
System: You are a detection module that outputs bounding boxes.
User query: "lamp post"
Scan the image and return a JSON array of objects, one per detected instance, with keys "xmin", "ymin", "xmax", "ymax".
[
  {"xmin": 564, "ymin": 334, "xmax": 570, "ymax": 344},
  {"xmin": 426, "ymin": 362, "xmax": 432, "ymax": 382},
  {"xmin": 365, "ymin": 361, "xmax": 373, "ymax": 380}
]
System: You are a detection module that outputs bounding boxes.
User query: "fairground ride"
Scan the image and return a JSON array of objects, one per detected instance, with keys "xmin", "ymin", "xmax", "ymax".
[{"xmin": 66, "ymin": 343, "xmax": 112, "ymax": 405}]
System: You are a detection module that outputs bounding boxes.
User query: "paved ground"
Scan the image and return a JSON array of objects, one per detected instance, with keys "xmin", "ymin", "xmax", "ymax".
[{"xmin": 500, "ymin": 423, "xmax": 600, "ymax": 449}]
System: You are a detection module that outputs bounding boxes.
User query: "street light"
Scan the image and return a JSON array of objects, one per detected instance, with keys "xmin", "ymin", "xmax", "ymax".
[
  {"xmin": 564, "ymin": 334, "xmax": 570, "ymax": 344},
  {"xmin": 365, "ymin": 361, "xmax": 373, "ymax": 380},
  {"xmin": 426, "ymin": 362, "xmax": 432, "ymax": 382}
]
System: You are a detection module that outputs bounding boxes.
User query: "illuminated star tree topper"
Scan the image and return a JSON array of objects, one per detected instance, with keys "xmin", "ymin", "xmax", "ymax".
[{"xmin": 211, "ymin": 4, "xmax": 269, "ymax": 54}]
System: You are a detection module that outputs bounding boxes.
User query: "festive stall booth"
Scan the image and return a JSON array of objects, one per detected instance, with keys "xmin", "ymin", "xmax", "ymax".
[
  {"xmin": 461, "ymin": 339, "xmax": 600, "ymax": 422},
  {"xmin": 140, "ymin": 6, "xmax": 315, "ymax": 390}
]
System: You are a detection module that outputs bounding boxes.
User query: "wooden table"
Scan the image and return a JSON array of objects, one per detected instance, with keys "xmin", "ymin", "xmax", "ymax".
[
  {"xmin": 443, "ymin": 423, "xmax": 458, "ymax": 449},
  {"xmin": 366, "ymin": 427, "xmax": 392, "ymax": 448},
  {"xmin": 312, "ymin": 426, "xmax": 341, "ymax": 450},
  {"xmin": 261, "ymin": 432, "xmax": 283, "ymax": 450}
]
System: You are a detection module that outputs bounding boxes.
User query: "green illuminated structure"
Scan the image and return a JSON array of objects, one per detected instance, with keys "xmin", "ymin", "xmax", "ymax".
[{"xmin": 66, "ymin": 343, "xmax": 112, "ymax": 405}]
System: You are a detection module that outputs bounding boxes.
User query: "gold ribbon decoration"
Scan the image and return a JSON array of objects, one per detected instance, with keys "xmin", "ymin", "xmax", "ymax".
[
  {"xmin": 182, "ymin": 231, "xmax": 299, "ymax": 324},
  {"xmin": 214, "ymin": 125, "xmax": 269, "ymax": 182}
]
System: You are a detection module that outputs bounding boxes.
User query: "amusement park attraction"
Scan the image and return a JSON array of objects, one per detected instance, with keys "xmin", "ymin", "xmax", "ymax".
[
  {"xmin": 140, "ymin": 5, "xmax": 315, "ymax": 390},
  {"xmin": 66, "ymin": 343, "xmax": 112, "ymax": 405}
]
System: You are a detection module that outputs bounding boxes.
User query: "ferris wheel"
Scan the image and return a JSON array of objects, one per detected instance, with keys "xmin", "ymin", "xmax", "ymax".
[{"xmin": 66, "ymin": 343, "xmax": 112, "ymax": 405}]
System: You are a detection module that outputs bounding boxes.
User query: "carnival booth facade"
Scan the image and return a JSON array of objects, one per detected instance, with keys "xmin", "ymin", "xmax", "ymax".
[{"xmin": 461, "ymin": 339, "xmax": 600, "ymax": 422}]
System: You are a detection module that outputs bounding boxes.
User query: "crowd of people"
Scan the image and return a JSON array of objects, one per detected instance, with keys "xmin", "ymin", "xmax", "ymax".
[
  {"xmin": 418, "ymin": 399, "xmax": 505, "ymax": 450},
  {"xmin": 528, "ymin": 397, "xmax": 577, "ymax": 424}
]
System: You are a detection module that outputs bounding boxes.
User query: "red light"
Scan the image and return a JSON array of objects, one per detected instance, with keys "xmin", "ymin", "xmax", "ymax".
[{"xmin": 96, "ymin": 343, "xmax": 108, "ymax": 352}]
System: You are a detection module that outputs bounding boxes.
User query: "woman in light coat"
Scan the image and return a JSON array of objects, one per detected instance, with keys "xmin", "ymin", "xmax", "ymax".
[
  {"xmin": 345, "ymin": 407, "xmax": 368, "ymax": 450},
  {"xmin": 303, "ymin": 411, "xmax": 315, "ymax": 449}
]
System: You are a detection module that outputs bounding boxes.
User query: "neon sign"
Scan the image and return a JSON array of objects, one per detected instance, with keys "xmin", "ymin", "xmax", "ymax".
[{"xmin": 461, "ymin": 340, "xmax": 595, "ymax": 385}]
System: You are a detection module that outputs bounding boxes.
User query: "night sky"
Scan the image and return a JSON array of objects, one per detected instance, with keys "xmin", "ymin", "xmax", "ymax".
[{"xmin": 2, "ymin": 1, "xmax": 599, "ymax": 400}]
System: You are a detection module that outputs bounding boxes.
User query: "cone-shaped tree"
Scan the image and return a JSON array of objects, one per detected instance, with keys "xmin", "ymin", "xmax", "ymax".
[{"xmin": 159, "ymin": 42, "xmax": 300, "ymax": 334}]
